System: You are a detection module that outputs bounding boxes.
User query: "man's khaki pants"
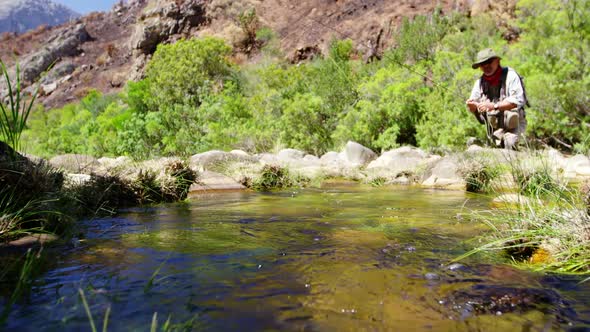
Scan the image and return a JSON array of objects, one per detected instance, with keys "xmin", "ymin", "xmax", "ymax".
[{"xmin": 500, "ymin": 109, "xmax": 527, "ymax": 149}]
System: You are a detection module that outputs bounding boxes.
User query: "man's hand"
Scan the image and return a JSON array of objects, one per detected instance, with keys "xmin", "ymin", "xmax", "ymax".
[
  {"xmin": 477, "ymin": 101, "xmax": 494, "ymax": 113},
  {"xmin": 466, "ymin": 99, "xmax": 478, "ymax": 113}
]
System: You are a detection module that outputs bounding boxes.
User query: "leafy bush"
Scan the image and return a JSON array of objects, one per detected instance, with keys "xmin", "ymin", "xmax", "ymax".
[
  {"xmin": 142, "ymin": 37, "xmax": 233, "ymax": 109},
  {"xmin": 250, "ymin": 165, "xmax": 294, "ymax": 191},
  {"xmin": 333, "ymin": 64, "xmax": 428, "ymax": 151},
  {"xmin": 510, "ymin": 0, "xmax": 590, "ymax": 150},
  {"xmin": 459, "ymin": 157, "xmax": 501, "ymax": 193},
  {"xmin": 21, "ymin": 90, "xmax": 128, "ymax": 157}
]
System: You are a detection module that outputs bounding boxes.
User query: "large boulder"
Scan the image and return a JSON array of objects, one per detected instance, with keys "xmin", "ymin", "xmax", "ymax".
[
  {"xmin": 98, "ymin": 156, "xmax": 134, "ymax": 171},
  {"xmin": 277, "ymin": 148, "xmax": 306, "ymax": 161},
  {"xmin": 131, "ymin": 0, "xmax": 206, "ymax": 55},
  {"xmin": 40, "ymin": 61, "xmax": 77, "ymax": 85},
  {"xmin": 367, "ymin": 146, "xmax": 430, "ymax": 175},
  {"xmin": 340, "ymin": 141, "xmax": 377, "ymax": 167},
  {"xmin": 421, "ymin": 156, "xmax": 464, "ymax": 189},
  {"xmin": 190, "ymin": 150, "xmax": 256, "ymax": 171},
  {"xmin": 49, "ymin": 154, "xmax": 100, "ymax": 173},
  {"xmin": 564, "ymin": 154, "xmax": 590, "ymax": 178},
  {"xmin": 320, "ymin": 151, "xmax": 341, "ymax": 165},
  {"xmin": 21, "ymin": 24, "xmax": 90, "ymax": 83}
]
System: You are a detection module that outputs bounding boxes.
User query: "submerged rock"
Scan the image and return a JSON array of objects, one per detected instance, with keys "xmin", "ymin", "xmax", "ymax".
[
  {"xmin": 3, "ymin": 234, "xmax": 59, "ymax": 249},
  {"xmin": 442, "ymin": 284, "xmax": 575, "ymax": 323}
]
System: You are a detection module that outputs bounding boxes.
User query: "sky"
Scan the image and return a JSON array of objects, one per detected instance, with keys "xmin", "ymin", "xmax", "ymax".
[{"xmin": 54, "ymin": 0, "xmax": 121, "ymax": 14}]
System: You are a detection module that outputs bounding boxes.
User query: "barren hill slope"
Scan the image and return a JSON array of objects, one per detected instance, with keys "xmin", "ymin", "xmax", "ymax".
[{"xmin": 0, "ymin": 0, "xmax": 514, "ymax": 109}]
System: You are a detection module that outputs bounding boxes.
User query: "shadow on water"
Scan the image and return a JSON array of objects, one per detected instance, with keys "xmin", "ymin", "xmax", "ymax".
[{"xmin": 1, "ymin": 184, "xmax": 590, "ymax": 331}]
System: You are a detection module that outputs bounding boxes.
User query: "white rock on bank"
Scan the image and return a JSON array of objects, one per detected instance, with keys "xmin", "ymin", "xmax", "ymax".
[
  {"xmin": 320, "ymin": 151, "xmax": 343, "ymax": 165},
  {"xmin": 367, "ymin": 146, "xmax": 429, "ymax": 174},
  {"xmin": 65, "ymin": 173, "xmax": 92, "ymax": 186},
  {"xmin": 277, "ymin": 148, "xmax": 306, "ymax": 161},
  {"xmin": 189, "ymin": 171, "xmax": 245, "ymax": 191},
  {"xmin": 190, "ymin": 150, "xmax": 255, "ymax": 171},
  {"xmin": 49, "ymin": 154, "xmax": 100, "ymax": 173},
  {"xmin": 420, "ymin": 156, "xmax": 464, "ymax": 189},
  {"xmin": 564, "ymin": 154, "xmax": 590, "ymax": 176},
  {"xmin": 98, "ymin": 156, "xmax": 133, "ymax": 170},
  {"xmin": 544, "ymin": 148, "xmax": 567, "ymax": 170},
  {"xmin": 341, "ymin": 141, "xmax": 377, "ymax": 167}
]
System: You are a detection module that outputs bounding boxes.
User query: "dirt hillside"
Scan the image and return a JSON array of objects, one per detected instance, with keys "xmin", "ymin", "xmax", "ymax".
[{"xmin": 0, "ymin": 0, "xmax": 513, "ymax": 109}]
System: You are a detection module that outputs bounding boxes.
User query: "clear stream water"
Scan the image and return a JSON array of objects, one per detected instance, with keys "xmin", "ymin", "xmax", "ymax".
[{"xmin": 2, "ymin": 183, "xmax": 590, "ymax": 331}]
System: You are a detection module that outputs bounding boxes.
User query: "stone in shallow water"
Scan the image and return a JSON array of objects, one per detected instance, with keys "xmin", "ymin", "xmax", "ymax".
[
  {"xmin": 4, "ymin": 234, "xmax": 59, "ymax": 248},
  {"xmin": 189, "ymin": 171, "xmax": 245, "ymax": 192},
  {"xmin": 447, "ymin": 263, "xmax": 466, "ymax": 271},
  {"xmin": 441, "ymin": 285, "xmax": 575, "ymax": 323},
  {"xmin": 424, "ymin": 272, "xmax": 440, "ymax": 280}
]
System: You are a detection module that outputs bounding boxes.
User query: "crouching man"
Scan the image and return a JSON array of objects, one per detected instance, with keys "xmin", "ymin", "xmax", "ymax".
[{"xmin": 466, "ymin": 48, "xmax": 528, "ymax": 149}]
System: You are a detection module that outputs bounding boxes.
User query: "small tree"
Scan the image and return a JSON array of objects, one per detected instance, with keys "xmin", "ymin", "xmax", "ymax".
[{"xmin": 238, "ymin": 8, "xmax": 260, "ymax": 53}]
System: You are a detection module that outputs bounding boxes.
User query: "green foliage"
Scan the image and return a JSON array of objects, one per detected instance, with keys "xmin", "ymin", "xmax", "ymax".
[
  {"xmin": 250, "ymin": 165, "xmax": 295, "ymax": 191},
  {"xmin": 143, "ymin": 37, "xmax": 233, "ymax": 109},
  {"xmin": 334, "ymin": 65, "xmax": 427, "ymax": 151},
  {"xmin": 391, "ymin": 10, "xmax": 450, "ymax": 63},
  {"xmin": 238, "ymin": 8, "xmax": 260, "ymax": 51},
  {"xmin": 511, "ymin": 0, "xmax": 590, "ymax": 149},
  {"xmin": 279, "ymin": 93, "xmax": 330, "ymax": 154},
  {"xmin": 513, "ymin": 165, "xmax": 563, "ymax": 198},
  {"xmin": 21, "ymin": 90, "xmax": 129, "ymax": 157},
  {"xmin": 459, "ymin": 157, "xmax": 501, "ymax": 193},
  {"xmin": 456, "ymin": 151, "xmax": 590, "ymax": 275},
  {"xmin": 67, "ymin": 174, "xmax": 137, "ymax": 216},
  {"xmin": 119, "ymin": 37, "xmax": 236, "ymax": 158},
  {"xmin": 0, "ymin": 151, "xmax": 67, "ymax": 243}
]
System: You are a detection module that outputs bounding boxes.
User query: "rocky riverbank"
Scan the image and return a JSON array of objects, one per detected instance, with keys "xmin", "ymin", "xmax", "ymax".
[{"xmin": 47, "ymin": 141, "xmax": 590, "ymax": 194}]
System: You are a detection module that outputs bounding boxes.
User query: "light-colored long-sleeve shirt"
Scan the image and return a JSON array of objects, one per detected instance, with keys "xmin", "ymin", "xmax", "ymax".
[{"xmin": 469, "ymin": 67, "xmax": 526, "ymax": 109}]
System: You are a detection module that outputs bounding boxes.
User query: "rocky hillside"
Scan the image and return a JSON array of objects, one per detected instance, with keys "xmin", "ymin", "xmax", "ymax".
[
  {"xmin": 0, "ymin": 0, "xmax": 518, "ymax": 110},
  {"xmin": 0, "ymin": 0, "xmax": 79, "ymax": 33}
]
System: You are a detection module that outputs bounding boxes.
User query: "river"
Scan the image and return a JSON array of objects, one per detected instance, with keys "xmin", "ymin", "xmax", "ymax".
[{"xmin": 3, "ymin": 183, "xmax": 589, "ymax": 331}]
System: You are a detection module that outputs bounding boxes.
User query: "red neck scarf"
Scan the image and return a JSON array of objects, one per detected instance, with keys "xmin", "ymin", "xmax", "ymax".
[{"xmin": 482, "ymin": 67, "xmax": 503, "ymax": 86}]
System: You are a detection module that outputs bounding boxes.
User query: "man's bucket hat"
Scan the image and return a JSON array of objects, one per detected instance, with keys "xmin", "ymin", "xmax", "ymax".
[{"xmin": 472, "ymin": 48, "xmax": 501, "ymax": 69}]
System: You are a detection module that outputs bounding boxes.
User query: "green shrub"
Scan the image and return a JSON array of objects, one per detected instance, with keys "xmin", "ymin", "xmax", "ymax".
[
  {"xmin": 391, "ymin": 10, "xmax": 450, "ymax": 63},
  {"xmin": 459, "ymin": 158, "xmax": 501, "ymax": 193},
  {"xmin": 251, "ymin": 165, "xmax": 294, "ymax": 191},
  {"xmin": 510, "ymin": 0, "xmax": 590, "ymax": 149},
  {"xmin": 143, "ymin": 37, "xmax": 233, "ymax": 109},
  {"xmin": 333, "ymin": 64, "xmax": 428, "ymax": 151}
]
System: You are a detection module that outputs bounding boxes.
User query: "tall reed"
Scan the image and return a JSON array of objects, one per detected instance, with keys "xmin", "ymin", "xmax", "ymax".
[{"xmin": 0, "ymin": 59, "xmax": 39, "ymax": 156}]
